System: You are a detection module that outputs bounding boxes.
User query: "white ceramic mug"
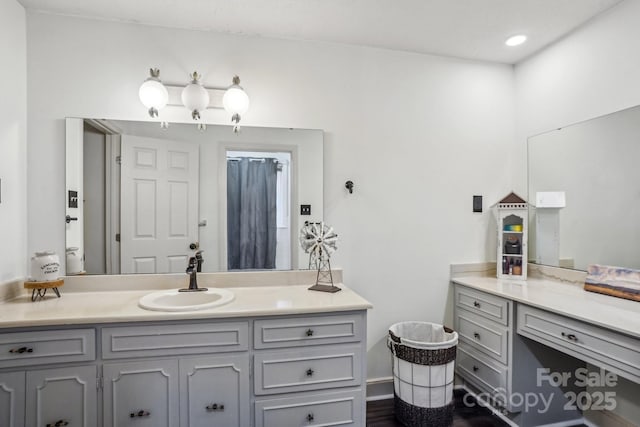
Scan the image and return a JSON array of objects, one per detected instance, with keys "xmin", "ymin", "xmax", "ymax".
[
  {"xmin": 30, "ymin": 251, "xmax": 60, "ymax": 282},
  {"xmin": 66, "ymin": 247, "xmax": 83, "ymax": 275}
]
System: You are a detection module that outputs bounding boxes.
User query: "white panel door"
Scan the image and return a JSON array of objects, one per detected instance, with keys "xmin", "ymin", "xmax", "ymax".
[
  {"xmin": 25, "ymin": 365, "xmax": 97, "ymax": 427},
  {"xmin": 0, "ymin": 371, "xmax": 25, "ymax": 427},
  {"xmin": 179, "ymin": 355, "xmax": 250, "ymax": 427},
  {"xmin": 103, "ymin": 359, "xmax": 179, "ymax": 427},
  {"xmin": 120, "ymin": 136, "xmax": 199, "ymax": 274}
]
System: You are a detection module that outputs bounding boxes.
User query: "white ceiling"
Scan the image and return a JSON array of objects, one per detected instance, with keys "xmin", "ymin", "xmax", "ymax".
[{"xmin": 19, "ymin": 0, "xmax": 623, "ymax": 64}]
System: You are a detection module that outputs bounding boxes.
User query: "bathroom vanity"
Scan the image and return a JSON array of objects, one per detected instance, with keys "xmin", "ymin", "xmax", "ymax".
[
  {"xmin": 0, "ymin": 272, "xmax": 371, "ymax": 427},
  {"xmin": 451, "ymin": 266, "xmax": 640, "ymax": 427}
]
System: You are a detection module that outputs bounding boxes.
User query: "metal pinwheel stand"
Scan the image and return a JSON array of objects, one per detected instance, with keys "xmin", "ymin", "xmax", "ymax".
[{"xmin": 299, "ymin": 221, "xmax": 340, "ymax": 293}]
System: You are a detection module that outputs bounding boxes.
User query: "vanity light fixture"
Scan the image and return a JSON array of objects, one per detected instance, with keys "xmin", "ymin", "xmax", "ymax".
[
  {"xmin": 505, "ymin": 34, "xmax": 527, "ymax": 47},
  {"xmin": 138, "ymin": 68, "xmax": 169, "ymax": 118},
  {"xmin": 181, "ymin": 72, "xmax": 210, "ymax": 120},
  {"xmin": 138, "ymin": 68, "xmax": 250, "ymax": 131}
]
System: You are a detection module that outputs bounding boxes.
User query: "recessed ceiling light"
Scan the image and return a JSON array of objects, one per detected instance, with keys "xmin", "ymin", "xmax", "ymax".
[{"xmin": 505, "ymin": 35, "xmax": 527, "ymax": 47}]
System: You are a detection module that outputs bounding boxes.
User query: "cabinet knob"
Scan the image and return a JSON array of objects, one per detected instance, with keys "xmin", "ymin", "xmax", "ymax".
[
  {"xmin": 561, "ymin": 332, "xmax": 578, "ymax": 342},
  {"xmin": 473, "ymin": 301, "xmax": 481, "ymax": 308},
  {"xmin": 130, "ymin": 410, "xmax": 150, "ymax": 418},
  {"xmin": 472, "ymin": 365, "xmax": 479, "ymax": 372},
  {"xmin": 305, "ymin": 329, "xmax": 314, "ymax": 337},
  {"xmin": 307, "ymin": 413, "xmax": 314, "ymax": 422},
  {"xmin": 46, "ymin": 421, "xmax": 69, "ymax": 427},
  {"xmin": 306, "ymin": 368, "xmax": 314, "ymax": 377},
  {"xmin": 9, "ymin": 346, "xmax": 33, "ymax": 354},
  {"xmin": 473, "ymin": 332, "xmax": 481, "ymax": 340},
  {"xmin": 206, "ymin": 403, "xmax": 225, "ymax": 411}
]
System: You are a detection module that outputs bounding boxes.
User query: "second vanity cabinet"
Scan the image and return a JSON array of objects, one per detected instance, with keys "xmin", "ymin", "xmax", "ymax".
[
  {"xmin": 0, "ymin": 310, "xmax": 367, "ymax": 427},
  {"xmin": 453, "ymin": 283, "xmax": 583, "ymax": 427}
]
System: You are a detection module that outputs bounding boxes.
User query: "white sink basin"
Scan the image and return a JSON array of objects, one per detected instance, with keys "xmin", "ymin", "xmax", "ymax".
[{"xmin": 138, "ymin": 288, "xmax": 235, "ymax": 312}]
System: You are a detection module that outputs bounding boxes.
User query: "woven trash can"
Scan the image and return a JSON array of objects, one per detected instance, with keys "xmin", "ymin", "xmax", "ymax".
[{"xmin": 388, "ymin": 322, "xmax": 458, "ymax": 427}]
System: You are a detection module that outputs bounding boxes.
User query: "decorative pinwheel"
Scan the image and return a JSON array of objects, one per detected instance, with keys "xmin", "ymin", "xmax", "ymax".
[{"xmin": 299, "ymin": 221, "xmax": 340, "ymax": 292}]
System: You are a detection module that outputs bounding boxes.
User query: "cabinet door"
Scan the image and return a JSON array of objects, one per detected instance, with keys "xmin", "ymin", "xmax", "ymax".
[
  {"xmin": 0, "ymin": 371, "xmax": 25, "ymax": 427},
  {"xmin": 179, "ymin": 355, "xmax": 249, "ymax": 427},
  {"xmin": 25, "ymin": 365, "xmax": 97, "ymax": 427},
  {"xmin": 103, "ymin": 359, "xmax": 179, "ymax": 427}
]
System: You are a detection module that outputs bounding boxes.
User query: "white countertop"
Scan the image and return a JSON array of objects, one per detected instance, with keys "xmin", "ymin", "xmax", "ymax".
[
  {"xmin": 452, "ymin": 275, "xmax": 640, "ymax": 339},
  {"xmin": 0, "ymin": 283, "xmax": 372, "ymax": 329}
]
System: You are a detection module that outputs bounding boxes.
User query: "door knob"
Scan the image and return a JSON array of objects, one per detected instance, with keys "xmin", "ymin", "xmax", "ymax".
[{"xmin": 189, "ymin": 242, "xmax": 199, "ymax": 250}]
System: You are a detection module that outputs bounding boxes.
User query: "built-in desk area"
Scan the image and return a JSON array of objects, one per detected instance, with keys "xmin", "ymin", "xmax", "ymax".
[{"xmin": 451, "ymin": 265, "xmax": 640, "ymax": 427}]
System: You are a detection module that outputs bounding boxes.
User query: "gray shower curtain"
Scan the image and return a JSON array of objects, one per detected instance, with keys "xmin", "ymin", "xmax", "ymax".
[{"xmin": 227, "ymin": 157, "xmax": 278, "ymax": 270}]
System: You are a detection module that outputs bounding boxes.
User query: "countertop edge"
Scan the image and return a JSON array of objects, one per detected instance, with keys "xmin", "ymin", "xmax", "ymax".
[
  {"xmin": 451, "ymin": 276, "xmax": 640, "ymax": 339},
  {"xmin": 0, "ymin": 283, "xmax": 373, "ymax": 330}
]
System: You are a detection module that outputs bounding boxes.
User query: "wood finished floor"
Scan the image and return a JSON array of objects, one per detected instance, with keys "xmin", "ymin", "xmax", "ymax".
[{"xmin": 366, "ymin": 390, "xmax": 588, "ymax": 427}]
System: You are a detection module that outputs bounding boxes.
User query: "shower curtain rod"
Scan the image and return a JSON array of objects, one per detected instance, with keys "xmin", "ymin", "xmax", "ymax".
[
  {"xmin": 227, "ymin": 157, "xmax": 284, "ymax": 171},
  {"xmin": 227, "ymin": 157, "xmax": 278, "ymax": 163}
]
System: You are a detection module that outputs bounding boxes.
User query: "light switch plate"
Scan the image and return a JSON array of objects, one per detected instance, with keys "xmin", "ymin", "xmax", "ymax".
[{"xmin": 473, "ymin": 195, "xmax": 482, "ymax": 213}]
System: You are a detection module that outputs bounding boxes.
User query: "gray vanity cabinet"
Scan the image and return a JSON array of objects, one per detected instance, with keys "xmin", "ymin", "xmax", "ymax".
[
  {"xmin": 0, "ymin": 371, "xmax": 25, "ymax": 427},
  {"xmin": 453, "ymin": 283, "xmax": 583, "ymax": 427},
  {"xmin": 179, "ymin": 355, "xmax": 250, "ymax": 427},
  {"xmin": 252, "ymin": 313, "xmax": 367, "ymax": 427},
  {"xmin": 103, "ymin": 359, "xmax": 179, "ymax": 427},
  {"xmin": 0, "ymin": 312, "xmax": 368, "ymax": 427},
  {"xmin": 25, "ymin": 365, "xmax": 98, "ymax": 427}
]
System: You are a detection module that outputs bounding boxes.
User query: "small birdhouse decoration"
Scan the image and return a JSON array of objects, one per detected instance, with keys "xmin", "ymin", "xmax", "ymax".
[{"xmin": 494, "ymin": 192, "xmax": 528, "ymax": 280}]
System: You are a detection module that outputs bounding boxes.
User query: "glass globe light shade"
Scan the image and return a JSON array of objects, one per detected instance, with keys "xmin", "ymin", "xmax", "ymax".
[
  {"xmin": 223, "ymin": 85, "xmax": 250, "ymax": 115},
  {"xmin": 139, "ymin": 79, "xmax": 168, "ymax": 113},
  {"xmin": 181, "ymin": 82, "xmax": 210, "ymax": 114}
]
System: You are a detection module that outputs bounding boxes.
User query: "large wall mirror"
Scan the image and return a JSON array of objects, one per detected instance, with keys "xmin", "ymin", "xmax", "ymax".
[
  {"xmin": 65, "ymin": 118, "xmax": 323, "ymax": 275},
  {"xmin": 528, "ymin": 104, "xmax": 640, "ymax": 271}
]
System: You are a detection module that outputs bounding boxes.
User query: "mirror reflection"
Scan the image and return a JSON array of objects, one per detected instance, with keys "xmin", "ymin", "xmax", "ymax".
[
  {"xmin": 65, "ymin": 118, "xmax": 323, "ymax": 275},
  {"xmin": 527, "ymin": 104, "xmax": 640, "ymax": 271}
]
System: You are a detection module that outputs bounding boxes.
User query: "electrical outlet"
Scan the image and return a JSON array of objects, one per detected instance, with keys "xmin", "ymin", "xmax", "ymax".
[
  {"xmin": 473, "ymin": 195, "xmax": 483, "ymax": 213},
  {"xmin": 300, "ymin": 204, "xmax": 311, "ymax": 215}
]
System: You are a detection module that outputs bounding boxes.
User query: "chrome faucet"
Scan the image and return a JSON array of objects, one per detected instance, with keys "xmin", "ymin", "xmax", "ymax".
[{"xmin": 180, "ymin": 253, "xmax": 208, "ymax": 292}]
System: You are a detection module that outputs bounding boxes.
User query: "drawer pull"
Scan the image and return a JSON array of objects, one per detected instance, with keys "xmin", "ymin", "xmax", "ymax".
[
  {"xmin": 307, "ymin": 413, "xmax": 314, "ymax": 422},
  {"xmin": 305, "ymin": 329, "xmax": 314, "ymax": 337},
  {"xmin": 306, "ymin": 368, "xmax": 314, "ymax": 377},
  {"xmin": 473, "ymin": 301, "xmax": 481, "ymax": 308},
  {"xmin": 472, "ymin": 365, "xmax": 479, "ymax": 372},
  {"xmin": 473, "ymin": 332, "xmax": 481, "ymax": 340},
  {"xmin": 9, "ymin": 346, "xmax": 33, "ymax": 354},
  {"xmin": 561, "ymin": 332, "xmax": 578, "ymax": 342},
  {"xmin": 46, "ymin": 421, "xmax": 69, "ymax": 427},
  {"xmin": 205, "ymin": 403, "xmax": 225, "ymax": 412},
  {"xmin": 130, "ymin": 410, "xmax": 150, "ymax": 418}
]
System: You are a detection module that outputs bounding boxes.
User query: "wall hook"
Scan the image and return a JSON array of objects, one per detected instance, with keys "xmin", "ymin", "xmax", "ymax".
[{"xmin": 345, "ymin": 180, "xmax": 354, "ymax": 194}]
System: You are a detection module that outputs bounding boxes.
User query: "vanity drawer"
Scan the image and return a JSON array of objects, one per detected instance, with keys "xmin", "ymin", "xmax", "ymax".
[
  {"xmin": 456, "ymin": 344, "xmax": 507, "ymax": 395},
  {"xmin": 517, "ymin": 305, "xmax": 640, "ymax": 383},
  {"xmin": 455, "ymin": 285, "xmax": 510, "ymax": 326},
  {"xmin": 253, "ymin": 313, "xmax": 364, "ymax": 349},
  {"xmin": 101, "ymin": 322, "xmax": 248, "ymax": 359},
  {"xmin": 0, "ymin": 329, "xmax": 95, "ymax": 368},
  {"xmin": 456, "ymin": 309, "xmax": 509, "ymax": 364},
  {"xmin": 254, "ymin": 344, "xmax": 362, "ymax": 395},
  {"xmin": 255, "ymin": 389, "xmax": 363, "ymax": 427}
]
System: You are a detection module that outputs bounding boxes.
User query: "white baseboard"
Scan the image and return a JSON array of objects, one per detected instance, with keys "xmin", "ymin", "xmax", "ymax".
[{"xmin": 366, "ymin": 376, "xmax": 394, "ymax": 401}]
